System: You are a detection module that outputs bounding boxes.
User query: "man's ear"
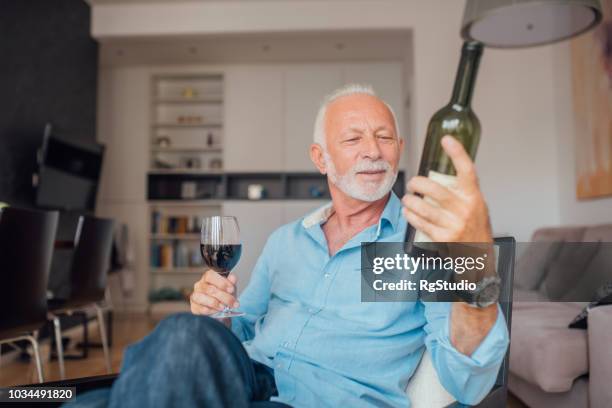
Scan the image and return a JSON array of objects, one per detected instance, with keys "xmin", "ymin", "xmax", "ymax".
[{"xmin": 310, "ymin": 143, "xmax": 327, "ymax": 175}]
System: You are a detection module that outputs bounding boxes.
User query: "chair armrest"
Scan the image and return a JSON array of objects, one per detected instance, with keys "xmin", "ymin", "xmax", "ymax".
[
  {"xmin": 588, "ymin": 304, "xmax": 612, "ymax": 408},
  {"xmin": 444, "ymin": 386, "xmax": 507, "ymax": 408}
]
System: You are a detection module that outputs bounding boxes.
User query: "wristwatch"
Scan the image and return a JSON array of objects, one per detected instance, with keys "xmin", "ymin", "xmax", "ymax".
[{"xmin": 455, "ymin": 276, "xmax": 501, "ymax": 308}]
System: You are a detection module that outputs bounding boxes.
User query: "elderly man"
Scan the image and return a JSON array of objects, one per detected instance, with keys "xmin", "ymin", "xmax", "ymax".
[{"xmin": 87, "ymin": 84, "xmax": 507, "ymax": 408}]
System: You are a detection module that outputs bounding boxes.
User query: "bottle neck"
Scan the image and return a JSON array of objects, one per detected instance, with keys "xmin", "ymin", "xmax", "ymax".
[{"xmin": 449, "ymin": 42, "xmax": 483, "ymax": 108}]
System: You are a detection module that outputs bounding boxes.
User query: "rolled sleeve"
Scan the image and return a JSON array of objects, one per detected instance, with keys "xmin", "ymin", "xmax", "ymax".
[{"xmin": 423, "ymin": 302, "xmax": 509, "ymax": 405}]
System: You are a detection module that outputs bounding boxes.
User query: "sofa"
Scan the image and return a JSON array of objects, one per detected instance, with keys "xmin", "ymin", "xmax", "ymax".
[{"xmin": 509, "ymin": 224, "xmax": 612, "ymax": 408}]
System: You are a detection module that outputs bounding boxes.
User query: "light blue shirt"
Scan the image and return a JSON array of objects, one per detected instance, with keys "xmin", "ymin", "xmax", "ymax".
[{"xmin": 232, "ymin": 192, "xmax": 509, "ymax": 407}]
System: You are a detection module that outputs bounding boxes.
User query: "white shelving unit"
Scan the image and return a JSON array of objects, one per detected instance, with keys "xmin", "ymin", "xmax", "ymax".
[
  {"xmin": 150, "ymin": 74, "xmax": 224, "ymax": 173},
  {"xmin": 148, "ymin": 74, "xmax": 225, "ymax": 313}
]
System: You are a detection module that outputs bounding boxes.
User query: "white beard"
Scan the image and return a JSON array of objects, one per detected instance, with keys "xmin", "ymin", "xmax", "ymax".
[{"xmin": 324, "ymin": 152, "xmax": 398, "ymax": 202}]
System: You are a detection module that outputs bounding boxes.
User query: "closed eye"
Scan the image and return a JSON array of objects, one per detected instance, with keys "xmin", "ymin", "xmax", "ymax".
[
  {"xmin": 377, "ymin": 134, "xmax": 395, "ymax": 142},
  {"xmin": 342, "ymin": 136, "xmax": 361, "ymax": 144}
]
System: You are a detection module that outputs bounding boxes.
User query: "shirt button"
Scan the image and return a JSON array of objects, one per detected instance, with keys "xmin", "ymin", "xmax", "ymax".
[{"xmin": 324, "ymin": 273, "xmax": 330, "ymax": 278}]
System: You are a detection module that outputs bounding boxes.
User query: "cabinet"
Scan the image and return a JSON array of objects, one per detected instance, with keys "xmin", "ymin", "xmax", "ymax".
[
  {"xmin": 283, "ymin": 64, "xmax": 344, "ymax": 171},
  {"xmin": 224, "ymin": 66, "xmax": 284, "ymax": 171}
]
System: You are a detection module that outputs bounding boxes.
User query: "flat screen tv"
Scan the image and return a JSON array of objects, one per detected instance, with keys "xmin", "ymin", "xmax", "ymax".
[{"xmin": 35, "ymin": 128, "xmax": 105, "ymax": 211}]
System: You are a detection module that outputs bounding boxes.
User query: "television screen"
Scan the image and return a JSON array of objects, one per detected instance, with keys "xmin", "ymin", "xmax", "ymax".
[{"xmin": 35, "ymin": 131, "xmax": 105, "ymax": 211}]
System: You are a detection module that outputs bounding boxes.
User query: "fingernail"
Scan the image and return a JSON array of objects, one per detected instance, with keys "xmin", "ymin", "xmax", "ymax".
[
  {"xmin": 233, "ymin": 302, "xmax": 240, "ymax": 308},
  {"xmin": 442, "ymin": 135, "xmax": 455, "ymax": 147},
  {"xmin": 228, "ymin": 286, "xmax": 234, "ymax": 294}
]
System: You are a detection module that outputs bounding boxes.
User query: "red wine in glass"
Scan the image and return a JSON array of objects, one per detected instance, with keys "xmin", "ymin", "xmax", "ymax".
[
  {"xmin": 199, "ymin": 244, "xmax": 242, "ymax": 277},
  {"xmin": 200, "ymin": 216, "xmax": 244, "ymax": 318}
]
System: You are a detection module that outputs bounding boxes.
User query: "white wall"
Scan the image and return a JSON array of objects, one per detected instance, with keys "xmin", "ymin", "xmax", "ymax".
[{"xmin": 96, "ymin": 65, "xmax": 151, "ymax": 310}]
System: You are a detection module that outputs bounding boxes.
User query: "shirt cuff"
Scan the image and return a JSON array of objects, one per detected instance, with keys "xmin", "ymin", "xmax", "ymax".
[{"xmin": 438, "ymin": 303, "xmax": 509, "ymax": 368}]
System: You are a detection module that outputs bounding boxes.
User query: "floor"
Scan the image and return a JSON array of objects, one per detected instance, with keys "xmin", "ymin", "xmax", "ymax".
[
  {"xmin": 0, "ymin": 311, "xmax": 528, "ymax": 407},
  {"xmin": 0, "ymin": 312, "xmax": 156, "ymax": 386}
]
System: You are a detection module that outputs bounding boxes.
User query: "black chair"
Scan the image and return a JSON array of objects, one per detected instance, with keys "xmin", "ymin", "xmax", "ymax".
[
  {"xmin": 0, "ymin": 207, "xmax": 59, "ymax": 383},
  {"xmin": 47, "ymin": 215, "xmax": 114, "ymax": 379}
]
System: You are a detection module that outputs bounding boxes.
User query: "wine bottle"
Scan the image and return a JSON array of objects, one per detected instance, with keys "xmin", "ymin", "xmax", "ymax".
[{"xmin": 406, "ymin": 41, "xmax": 484, "ymax": 244}]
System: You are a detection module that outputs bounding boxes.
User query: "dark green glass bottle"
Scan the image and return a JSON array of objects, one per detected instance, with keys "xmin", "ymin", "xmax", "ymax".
[{"xmin": 406, "ymin": 41, "xmax": 484, "ymax": 244}]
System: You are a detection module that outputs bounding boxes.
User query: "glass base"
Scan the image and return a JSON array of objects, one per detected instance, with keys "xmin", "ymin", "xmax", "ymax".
[{"xmin": 211, "ymin": 309, "xmax": 245, "ymax": 319}]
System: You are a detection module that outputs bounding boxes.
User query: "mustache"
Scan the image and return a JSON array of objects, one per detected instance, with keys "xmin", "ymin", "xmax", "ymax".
[{"xmin": 350, "ymin": 160, "xmax": 392, "ymax": 174}]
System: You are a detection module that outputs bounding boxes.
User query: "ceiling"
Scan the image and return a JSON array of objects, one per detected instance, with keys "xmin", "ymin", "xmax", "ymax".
[{"xmin": 99, "ymin": 29, "xmax": 412, "ymax": 66}]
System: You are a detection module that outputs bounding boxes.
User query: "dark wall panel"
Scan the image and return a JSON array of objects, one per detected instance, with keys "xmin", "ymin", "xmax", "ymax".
[{"xmin": 0, "ymin": 0, "xmax": 98, "ymax": 207}]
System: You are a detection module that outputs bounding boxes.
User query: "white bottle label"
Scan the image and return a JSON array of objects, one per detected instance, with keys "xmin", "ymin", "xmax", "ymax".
[{"xmin": 413, "ymin": 170, "xmax": 459, "ymax": 243}]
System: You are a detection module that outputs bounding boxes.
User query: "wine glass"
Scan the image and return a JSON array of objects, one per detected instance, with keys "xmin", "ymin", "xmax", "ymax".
[{"xmin": 200, "ymin": 216, "xmax": 244, "ymax": 318}]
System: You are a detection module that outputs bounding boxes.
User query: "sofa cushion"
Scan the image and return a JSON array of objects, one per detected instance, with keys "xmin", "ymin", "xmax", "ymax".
[
  {"xmin": 514, "ymin": 242, "xmax": 563, "ymax": 291},
  {"xmin": 562, "ymin": 244, "xmax": 612, "ymax": 302},
  {"xmin": 542, "ymin": 242, "xmax": 600, "ymax": 300},
  {"xmin": 581, "ymin": 224, "xmax": 612, "ymax": 242},
  {"xmin": 531, "ymin": 226, "xmax": 586, "ymax": 242},
  {"xmin": 510, "ymin": 302, "xmax": 587, "ymax": 393}
]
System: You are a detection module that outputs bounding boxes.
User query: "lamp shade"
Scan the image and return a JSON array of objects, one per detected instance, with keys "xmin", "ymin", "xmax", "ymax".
[{"xmin": 461, "ymin": 0, "xmax": 603, "ymax": 48}]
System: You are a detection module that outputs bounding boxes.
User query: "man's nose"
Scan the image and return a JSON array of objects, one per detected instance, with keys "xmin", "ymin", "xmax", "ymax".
[{"xmin": 361, "ymin": 135, "xmax": 382, "ymax": 160}]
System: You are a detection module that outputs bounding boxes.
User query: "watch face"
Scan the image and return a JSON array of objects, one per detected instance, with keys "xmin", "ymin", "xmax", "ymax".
[{"xmin": 477, "ymin": 280, "xmax": 501, "ymax": 307}]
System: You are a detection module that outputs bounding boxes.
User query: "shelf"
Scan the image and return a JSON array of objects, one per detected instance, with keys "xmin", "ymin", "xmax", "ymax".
[
  {"xmin": 153, "ymin": 123, "xmax": 222, "ymax": 129},
  {"xmin": 151, "ymin": 146, "xmax": 222, "ymax": 153},
  {"xmin": 150, "ymin": 233, "xmax": 200, "ymax": 240},
  {"xmin": 149, "ymin": 200, "xmax": 223, "ymax": 206},
  {"xmin": 148, "ymin": 168, "xmax": 224, "ymax": 175},
  {"xmin": 155, "ymin": 98, "xmax": 223, "ymax": 105},
  {"xmin": 151, "ymin": 267, "xmax": 203, "ymax": 274}
]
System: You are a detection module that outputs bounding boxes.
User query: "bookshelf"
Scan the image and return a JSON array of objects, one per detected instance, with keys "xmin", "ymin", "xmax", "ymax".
[{"xmin": 148, "ymin": 73, "xmax": 225, "ymax": 312}]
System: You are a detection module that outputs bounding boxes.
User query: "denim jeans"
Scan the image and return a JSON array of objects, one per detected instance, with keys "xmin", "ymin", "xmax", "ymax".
[{"xmin": 64, "ymin": 313, "xmax": 290, "ymax": 408}]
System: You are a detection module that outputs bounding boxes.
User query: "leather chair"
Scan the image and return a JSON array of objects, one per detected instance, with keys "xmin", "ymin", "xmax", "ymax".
[
  {"xmin": 47, "ymin": 215, "xmax": 114, "ymax": 379},
  {"xmin": 0, "ymin": 207, "xmax": 59, "ymax": 383}
]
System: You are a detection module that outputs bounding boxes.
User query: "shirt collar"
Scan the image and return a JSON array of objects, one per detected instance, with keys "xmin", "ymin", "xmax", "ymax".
[{"xmin": 301, "ymin": 191, "xmax": 402, "ymax": 235}]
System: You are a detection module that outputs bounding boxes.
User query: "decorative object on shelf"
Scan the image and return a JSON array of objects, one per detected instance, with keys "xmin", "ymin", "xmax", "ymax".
[
  {"xmin": 155, "ymin": 136, "xmax": 171, "ymax": 148},
  {"xmin": 209, "ymin": 158, "xmax": 223, "ymax": 170},
  {"xmin": 160, "ymin": 244, "xmax": 174, "ymax": 268},
  {"xmin": 153, "ymin": 154, "xmax": 175, "ymax": 169},
  {"xmin": 190, "ymin": 248, "xmax": 201, "ymax": 267},
  {"xmin": 248, "ymin": 184, "xmax": 266, "ymax": 200},
  {"xmin": 206, "ymin": 131, "xmax": 214, "ymax": 147},
  {"xmin": 149, "ymin": 287, "xmax": 184, "ymax": 302},
  {"xmin": 181, "ymin": 181, "xmax": 197, "ymax": 199},
  {"xmin": 177, "ymin": 115, "xmax": 203, "ymax": 125},
  {"xmin": 309, "ymin": 185, "xmax": 326, "ymax": 198},
  {"xmin": 151, "ymin": 211, "xmax": 162, "ymax": 233},
  {"xmin": 181, "ymin": 156, "xmax": 202, "ymax": 169},
  {"xmin": 182, "ymin": 87, "xmax": 198, "ymax": 99}
]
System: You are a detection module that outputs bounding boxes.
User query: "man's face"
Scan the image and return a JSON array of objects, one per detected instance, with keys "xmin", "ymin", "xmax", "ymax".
[{"xmin": 317, "ymin": 93, "xmax": 403, "ymax": 201}]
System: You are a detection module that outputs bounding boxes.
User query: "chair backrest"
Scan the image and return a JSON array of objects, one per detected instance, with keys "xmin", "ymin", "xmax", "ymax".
[
  {"xmin": 0, "ymin": 207, "xmax": 59, "ymax": 339},
  {"xmin": 68, "ymin": 216, "xmax": 115, "ymax": 304},
  {"xmin": 405, "ymin": 237, "xmax": 516, "ymax": 407}
]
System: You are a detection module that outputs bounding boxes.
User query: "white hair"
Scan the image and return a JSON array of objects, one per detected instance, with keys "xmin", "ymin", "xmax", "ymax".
[{"xmin": 312, "ymin": 83, "xmax": 400, "ymax": 150}]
